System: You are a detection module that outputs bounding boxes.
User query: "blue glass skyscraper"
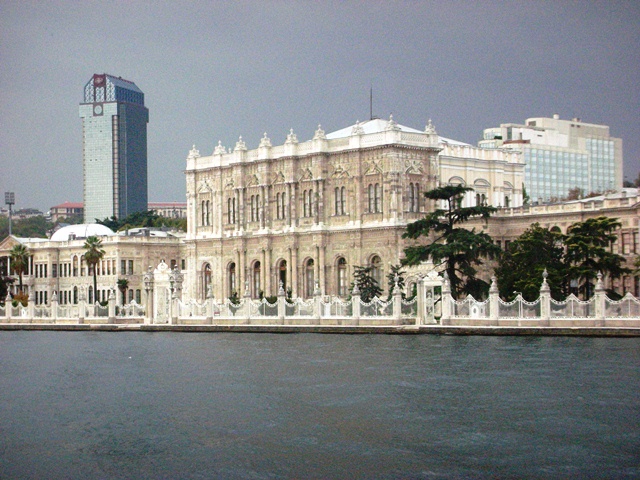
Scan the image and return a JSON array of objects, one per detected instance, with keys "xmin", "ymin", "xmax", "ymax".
[{"xmin": 80, "ymin": 74, "xmax": 149, "ymax": 222}]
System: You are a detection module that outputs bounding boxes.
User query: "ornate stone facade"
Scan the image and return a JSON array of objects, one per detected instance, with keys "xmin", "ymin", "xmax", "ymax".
[{"xmin": 184, "ymin": 117, "xmax": 525, "ymax": 300}]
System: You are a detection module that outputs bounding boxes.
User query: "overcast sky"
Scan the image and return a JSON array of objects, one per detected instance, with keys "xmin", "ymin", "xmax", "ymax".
[{"xmin": 2, "ymin": 1, "xmax": 639, "ymax": 212}]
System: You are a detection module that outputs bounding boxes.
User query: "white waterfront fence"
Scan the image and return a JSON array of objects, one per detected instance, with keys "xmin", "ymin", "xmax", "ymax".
[{"xmin": 1, "ymin": 270, "xmax": 640, "ymax": 328}]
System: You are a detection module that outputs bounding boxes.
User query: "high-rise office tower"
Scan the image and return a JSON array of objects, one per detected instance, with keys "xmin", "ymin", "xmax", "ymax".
[{"xmin": 80, "ymin": 74, "xmax": 149, "ymax": 222}]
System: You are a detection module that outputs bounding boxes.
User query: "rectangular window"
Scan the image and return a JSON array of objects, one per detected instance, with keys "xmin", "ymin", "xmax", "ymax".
[
  {"xmin": 128, "ymin": 260, "xmax": 134, "ymax": 275},
  {"xmin": 121, "ymin": 260, "xmax": 126, "ymax": 275},
  {"xmin": 52, "ymin": 264, "xmax": 58, "ymax": 278}
]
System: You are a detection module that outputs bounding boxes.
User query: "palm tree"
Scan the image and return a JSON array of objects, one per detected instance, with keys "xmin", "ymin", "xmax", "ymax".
[
  {"xmin": 117, "ymin": 278, "xmax": 129, "ymax": 305},
  {"xmin": 83, "ymin": 236, "xmax": 105, "ymax": 304},
  {"xmin": 9, "ymin": 243, "xmax": 30, "ymax": 294}
]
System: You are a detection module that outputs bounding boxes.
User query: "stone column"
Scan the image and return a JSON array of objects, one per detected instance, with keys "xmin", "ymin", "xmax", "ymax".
[
  {"xmin": 416, "ymin": 276, "xmax": 425, "ymax": 325},
  {"xmin": 78, "ymin": 287, "xmax": 85, "ymax": 324},
  {"xmin": 143, "ymin": 267, "xmax": 154, "ymax": 325},
  {"xmin": 351, "ymin": 284, "xmax": 361, "ymax": 325},
  {"xmin": 594, "ymin": 272, "xmax": 606, "ymax": 327},
  {"xmin": 108, "ymin": 289, "xmax": 116, "ymax": 324},
  {"xmin": 27, "ymin": 290, "xmax": 35, "ymax": 322},
  {"xmin": 313, "ymin": 280, "xmax": 322, "ymax": 323},
  {"xmin": 440, "ymin": 274, "xmax": 451, "ymax": 325},
  {"xmin": 205, "ymin": 285, "xmax": 214, "ymax": 325},
  {"xmin": 5, "ymin": 292, "xmax": 12, "ymax": 322},
  {"xmin": 489, "ymin": 276, "xmax": 499, "ymax": 325},
  {"xmin": 539, "ymin": 269, "xmax": 551, "ymax": 327},
  {"xmin": 393, "ymin": 280, "xmax": 403, "ymax": 324},
  {"xmin": 51, "ymin": 291, "xmax": 59, "ymax": 323}
]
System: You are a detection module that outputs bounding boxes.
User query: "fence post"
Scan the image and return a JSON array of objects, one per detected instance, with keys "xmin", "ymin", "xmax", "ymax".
[
  {"xmin": 205, "ymin": 285, "xmax": 214, "ymax": 325},
  {"xmin": 243, "ymin": 280, "xmax": 252, "ymax": 322},
  {"xmin": 440, "ymin": 273, "xmax": 451, "ymax": 325},
  {"xmin": 393, "ymin": 283, "xmax": 403, "ymax": 324},
  {"xmin": 108, "ymin": 289, "xmax": 116, "ymax": 324},
  {"xmin": 416, "ymin": 276, "xmax": 425, "ymax": 325},
  {"xmin": 313, "ymin": 281, "xmax": 322, "ymax": 322},
  {"xmin": 594, "ymin": 271, "xmax": 606, "ymax": 327},
  {"xmin": 170, "ymin": 291, "xmax": 178, "ymax": 325},
  {"xmin": 351, "ymin": 285, "xmax": 361, "ymax": 325},
  {"xmin": 143, "ymin": 267, "xmax": 154, "ymax": 325},
  {"xmin": 78, "ymin": 288, "xmax": 85, "ymax": 324},
  {"xmin": 5, "ymin": 293, "xmax": 12, "ymax": 322},
  {"xmin": 51, "ymin": 291, "xmax": 59, "ymax": 323},
  {"xmin": 277, "ymin": 281, "xmax": 286, "ymax": 323},
  {"xmin": 539, "ymin": 269, "xmax": 550, "ymax": 326},
  {"xmin": 27, "ymin": 291, "xmax": 35, "ymax": 321},
  {"xmin": 489, "ymin": 276, "xmax": 499, "ymax": 325}
]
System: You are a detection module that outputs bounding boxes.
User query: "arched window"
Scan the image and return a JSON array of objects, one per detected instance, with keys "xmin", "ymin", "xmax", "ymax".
[
  {"xmin": 73, "ymin": 255, "xmax": 78, "ymax": 277},
  {"xmin": 88, "ymin": 286, "xmax": 93, "ymax": 304},
  {"xmin": 253, "ymin": 261, "xmax": 261, "ymax": 298},
  {"xmin": 228, "ymin": 262, "xmax": 236, "ymax": 296},
  {"xmin": 368, "ymin": 184, "xmax": 374, "ymax": 212},
  {"xmin": 504, "ymin": 196, "xmax": 510, "ymax": 208},
  {"xmin": 414, "ymin": 184, "xmax": 420, "ymax": 212},
  {"xmin": 340, "ymin": 186, "xmax": 346, "ymax": 214},
  {"xmin": 128, "ymin": 289, "xmax": 134, "ymax": 302},
  {"xmin": 303, "ymin": 190, "xmax": 308, "ymax": 217},
  {"xmin": 280, "ymin": 192, "xmax": 286, "ymax": 219},
  {"xmin": 206, "ymin": 200, "xmax": 211, "ymax": 225},
  {"xmin": 278, "ymin": 260, "xmax": 287, "ymax": 293},
  {"xmin": 232, "ymin": 198, "xmax": 237, "ymax": 223},
  {"xmin": 374, "ymin": 184, "xmax": 382, "ymax": 213},
  {"xmin": 201, "ymin": 200, "xmax": 206, "ymax": 226},
  {"xmin": 73, "ymin": 286, "xmax": 78, "ymax": 304},
  {"xmin": 308, "ymin": 189, "xmax": 314, "ymax": 217},
  {"xmin": 276, "ymin": 193, "xmax": 282, "ymax": 219},
  {"xmin": 334, "ymin": 187, "xmax": 340, "ymax": 215},
  {"xmin": 203, "ymin": 263, "xmax": 212, "ymax": 299},
  {"xmin": 337, "ymin": 257, "xmax": 347, "ymax": 296},
  {"xmin": 409, "ymin": 183, "xmax": 415, "ymax": 212},
  {"xmin": 305, "ymin": 259, "xmax": 315, "ymax": 298},
  {"xmin": 227, "ymin": 198, "xmax": 232, "ymax": 224},
  {"xmin": 371, "ymin": 255, "xmax": 382, "ymax": 285}
]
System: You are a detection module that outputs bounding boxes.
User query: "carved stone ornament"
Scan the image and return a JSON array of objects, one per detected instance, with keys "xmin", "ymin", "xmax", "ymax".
[
  {"xmin": 299, "ymin": 168, "xmax": 313, "ymax": 182},
  {"xmin": 313, "ymin": 124, "xmax": 326, "ymax": 140},
  {"xmin": 271, "ymin": 171, "xmax": 286, "ymax": 185},
  {"xmin": 259, "ymin": 132, "xmax": 272, "ymax": 147},
  {"xmin": 351, "ymin": 120, "xmax": 365, "ymax": 135},
  {"xmin": 213, "ymin": 140, "xmax": 227, "ymax": 155},
  {"xmin": 286, "ymin": 129, "xmax": 298, "ymax": 144},
  {"xmin": 331, "ymin": 163, "xmax": 351, "ymax": 178},
  {"xmin": 188, "ymin": 145, "xmax": 200, "ymax": 159},
  {"xmin": 246, "ymin": 174, "xmax": 260, "ymax": 187},
  {"xmin": 364, "ymin": 159, "xmax": 383, "ymax": 175},
  {"xmin": 225, "ymin": 177, "xmax": 235, "ymax": 190},
  {"xmin": 197, "ymin": 180, "xmax": 213, "ymax": 194},
  {"xmin": 234, "ymin": 136, "xmax": 247, "ymax": 151},
  {"xmin": 404, "ymin": 159, "xmax": 424, "ymax": 174},
  {"xmin": 425, "ymin": 118, "xmax": 437, "ymax": 134},
  {"xmin": 385, "ymin": 114, "xmax": 400, "ymax": 131}
]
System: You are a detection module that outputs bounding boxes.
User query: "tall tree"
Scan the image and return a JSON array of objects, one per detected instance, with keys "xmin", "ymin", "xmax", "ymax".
[
  {"xmin": 83, "ymin": 236, "xmax": 105, "ymax": 304},
  {"xmin": 495, "ymin": 223, "xmax": 567, "ymax": 301},
  {"xmin": 564, "ymin": 217, "xmax": 630, "ymax": 298},
  {"xmin": 351, "ymin": 265, "xmax": 383, "ymax": 303},
  {"xmin": 9, "ymin": 244, "xmax": 30, "ymax": 293},
  {"xmin": 402, "ymin": 185, "xmax": 501, "ymax": 298}
]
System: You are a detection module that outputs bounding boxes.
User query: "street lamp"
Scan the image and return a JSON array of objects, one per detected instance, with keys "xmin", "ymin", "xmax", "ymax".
[{"xmin": 5, "ymin": 192, "xmax": 15, "ymax": 236}]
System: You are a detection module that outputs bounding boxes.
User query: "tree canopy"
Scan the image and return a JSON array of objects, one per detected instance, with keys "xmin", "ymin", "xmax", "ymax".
[
  {"xmin": 495, "ymin": 217, "xmax": 631, "ymax": 300},
  {"xmin": 495, "ymin": 223, "xmax": 566, "ymax": 301},
  {"xmin": 9, "ymin": 244, "xmax": 30, "ymax": 293},
  {"xmin": 351, "ymin": 265, "xmax": 383, "ymax": 302},
  {"xmin": 402, "ymin": 185, "xmax": 500, "ymax": 298},
  {"xmin": 97, "ymin": 210, "xmax": 186, "ymax": 232}
]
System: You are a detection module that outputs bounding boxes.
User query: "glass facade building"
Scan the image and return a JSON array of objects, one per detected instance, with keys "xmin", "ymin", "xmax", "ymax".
[
  {"xmin": 80, "ymin": 74, "xmax": 148, "ymax": 221},
  {"xmin": 478, "ymin": 116, "xmax": 623, "ymax": 202}
]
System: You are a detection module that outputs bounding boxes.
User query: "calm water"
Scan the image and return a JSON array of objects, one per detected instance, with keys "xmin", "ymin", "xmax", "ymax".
[{"xmin": 0, "ymin": 332, "xmax": 639, "ymax": 479}]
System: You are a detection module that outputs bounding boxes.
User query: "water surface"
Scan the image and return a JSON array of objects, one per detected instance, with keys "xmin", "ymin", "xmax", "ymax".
[{"xmin": 0, "ymin": 332, "xmax": 638, "ymax": 478}]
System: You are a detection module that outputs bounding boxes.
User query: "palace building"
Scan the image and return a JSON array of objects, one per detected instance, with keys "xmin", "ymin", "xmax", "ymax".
[{"xmin": 183, "ymin": 117, "xmax": 524, "ymax": 301}]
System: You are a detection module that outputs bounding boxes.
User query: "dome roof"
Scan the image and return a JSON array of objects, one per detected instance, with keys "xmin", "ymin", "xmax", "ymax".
[{"xmin": 50, "ymin": 223, "xmax": 115, "ymax": 241}]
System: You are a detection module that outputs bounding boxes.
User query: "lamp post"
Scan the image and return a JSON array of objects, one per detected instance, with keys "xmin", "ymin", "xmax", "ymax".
[{"xmin": 5, "ymin": 192, "xmax": 15, "ymax": 236}]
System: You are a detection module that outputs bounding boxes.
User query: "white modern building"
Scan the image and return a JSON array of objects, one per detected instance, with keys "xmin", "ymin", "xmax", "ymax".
[{"xmin": 478, "ymin": 115, "xmax": 623, "ymax": 202}]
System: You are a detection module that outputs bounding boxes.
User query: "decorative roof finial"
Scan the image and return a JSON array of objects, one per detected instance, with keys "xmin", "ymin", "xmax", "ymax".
[
  {"xmin": 313, "ymin": 124, "xmax": 326, "ymax": 140},
  {"xmin": 234, "ymin": 136, "xmax": 247, "ymax": 151},
  {"xmin": 425, "ymin": 118, "xmax": 437, "ymax": 134},
  {"xmin": 286, "ymin": 128, "xmax": 298, "ymax": 144},
  {"xmin": 213, "ymin": 140, "xmax": 226, "ymax": 155},
  {"xmin": 259, "ymin": 132, "xmax": 272, "ymax": 147}
]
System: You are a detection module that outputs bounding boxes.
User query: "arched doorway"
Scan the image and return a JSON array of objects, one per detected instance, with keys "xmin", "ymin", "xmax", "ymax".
[
  {"xmin": 202, "ymin": 263, "xmax": 211, "ymax": 300},
  {"xmin": 305, "ymin": 259, "xmax": 315, "ymax": 298}
]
